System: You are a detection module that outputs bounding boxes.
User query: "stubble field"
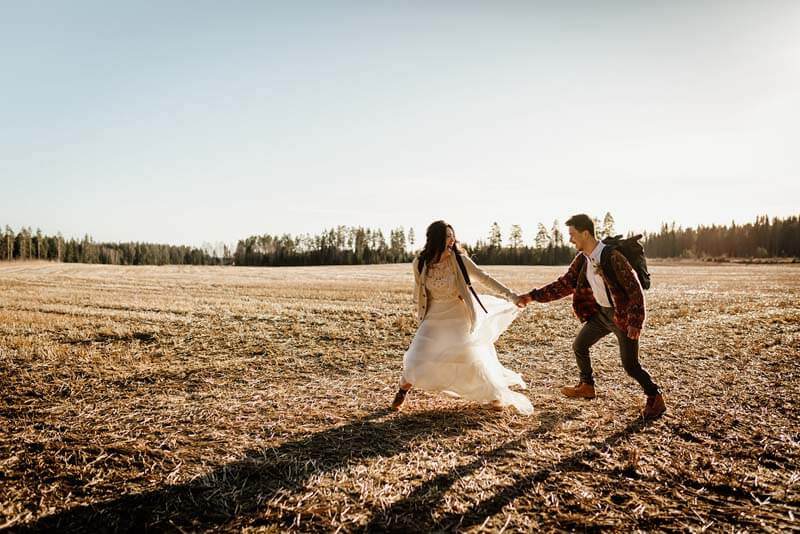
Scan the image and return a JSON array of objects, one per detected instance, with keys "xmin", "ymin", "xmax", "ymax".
[{"xmin": 1, "ymin": 261, "xmax": 799, "ymax": 532}]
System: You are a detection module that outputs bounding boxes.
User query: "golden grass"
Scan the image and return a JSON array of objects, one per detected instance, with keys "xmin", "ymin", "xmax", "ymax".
[{"xmin": 1, "ymin": 261, "xmax": 799, "ymax": 532}]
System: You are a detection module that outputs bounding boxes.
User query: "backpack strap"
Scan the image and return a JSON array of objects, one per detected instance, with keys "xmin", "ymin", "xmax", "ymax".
[
  {"xmin": 454, "ymin": 253, "xmax": 488, "ymax": 314},
  {"xmin": 599, "ymin": 246, "xmax": 617, "ymax": 308},
  {"xmin": 576, "ymin": 253, "xmax": 591, "ymax": 292}
]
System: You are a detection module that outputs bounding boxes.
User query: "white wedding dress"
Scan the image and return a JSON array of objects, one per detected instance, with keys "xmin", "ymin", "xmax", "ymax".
[{"xmin": 402, "ymin": 260, "xmax": 533, "ymax": 414}]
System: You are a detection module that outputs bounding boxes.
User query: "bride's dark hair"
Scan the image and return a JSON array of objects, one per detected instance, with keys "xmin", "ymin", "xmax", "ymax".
[{"xmin": 418, "ymin": 220, "xmax": 463, "ymax": 272}]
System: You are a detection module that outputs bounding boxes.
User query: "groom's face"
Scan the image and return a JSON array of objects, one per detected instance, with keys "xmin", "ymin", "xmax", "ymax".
[{"xmin": 568, "ymin": 226, "xmax": 588, "ymax": 250}]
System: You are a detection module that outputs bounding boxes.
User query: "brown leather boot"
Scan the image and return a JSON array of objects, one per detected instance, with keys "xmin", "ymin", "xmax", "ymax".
[
  {"xmin": 561, "ymin": 382, "xmax": 596, "ymax": 399},
  {"xmin": 642, "ymin": 393, "xmax": 666, "ymax": 419},
  {"xmin": 490, "ymin": 400, "xmax": 505, "ymax": 412},
  {"xmin": 390, "ymin": 388, "xmax": 410, "ymax": 411}
]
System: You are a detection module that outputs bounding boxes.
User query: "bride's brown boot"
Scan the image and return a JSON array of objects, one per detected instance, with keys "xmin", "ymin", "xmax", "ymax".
[{"xmin": 390, "ymin": 388, "xmax": 410, "ymax": 411}]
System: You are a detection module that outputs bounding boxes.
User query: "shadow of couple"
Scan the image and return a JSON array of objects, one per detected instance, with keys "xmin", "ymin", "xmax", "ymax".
[{"xmin": 19, "ymin": 407, "xmax": 649, "ymax": 532}]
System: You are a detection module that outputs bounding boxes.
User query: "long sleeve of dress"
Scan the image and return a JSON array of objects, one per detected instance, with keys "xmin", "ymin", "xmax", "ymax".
[
  {"xmin": 411, "ymin": 256, "xmax": 421, "ymax": 305},
  {"xmin": 460, "ymin": 254, "xmax": 516, "ymax": 301}
]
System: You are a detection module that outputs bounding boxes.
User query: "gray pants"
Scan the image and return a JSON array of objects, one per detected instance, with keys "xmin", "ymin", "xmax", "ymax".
[{"xmin": 574, "ymin": 307, "xmax": 660, "ymax": 396}]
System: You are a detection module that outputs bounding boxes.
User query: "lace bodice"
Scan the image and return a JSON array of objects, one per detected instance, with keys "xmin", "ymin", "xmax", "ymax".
[{"xmin": 425, "ymin": 260, "xmax": 459, "ymax": 300}]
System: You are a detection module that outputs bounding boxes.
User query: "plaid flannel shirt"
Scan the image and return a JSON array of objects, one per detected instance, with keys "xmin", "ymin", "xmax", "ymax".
[{"xmin": 528, "ymin": 250, "xmax": 646, "ymax": 331}]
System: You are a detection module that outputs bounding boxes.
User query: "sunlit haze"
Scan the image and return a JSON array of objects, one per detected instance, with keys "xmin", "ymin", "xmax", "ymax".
[{"xmin": 2, "ymin": 2, "xmax": 798, "ymax": 247}]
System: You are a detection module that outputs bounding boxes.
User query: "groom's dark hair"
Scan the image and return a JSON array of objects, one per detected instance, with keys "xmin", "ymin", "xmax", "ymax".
[{"xmin": 566, "ymin": 214, "xmax": 595, "ymax": 237}]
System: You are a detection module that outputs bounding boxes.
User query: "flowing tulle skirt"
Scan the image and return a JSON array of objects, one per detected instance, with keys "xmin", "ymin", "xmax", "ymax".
[{"xmin": 402, "ymin": 294, "xmax": 533, "ymax": 415}]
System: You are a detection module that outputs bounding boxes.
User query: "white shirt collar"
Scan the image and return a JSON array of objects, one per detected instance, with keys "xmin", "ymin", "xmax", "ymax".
[{"xmin": 584, "ymin": 240, "xmax": 605, "ymax": 264}]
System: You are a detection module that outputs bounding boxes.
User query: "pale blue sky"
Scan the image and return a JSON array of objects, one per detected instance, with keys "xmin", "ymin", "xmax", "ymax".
[{"xmin": 2, "ymin": 1, "xmax": 798, "ymax": 247}]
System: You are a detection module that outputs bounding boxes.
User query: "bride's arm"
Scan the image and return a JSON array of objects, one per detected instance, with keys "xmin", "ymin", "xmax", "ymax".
[
  {"xmin": 411, "ymin": 256, "xmax": 421, "ymax": 304},
  {"xmin": 460, "ymin": 254, "xmax": 516, "ymax": 301}
]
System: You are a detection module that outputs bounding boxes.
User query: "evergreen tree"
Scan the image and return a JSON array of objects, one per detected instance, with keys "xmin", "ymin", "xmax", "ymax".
[
  {"xmin": 5, "ymin": 226, "xmax": 13, "ymax": 260},
  {"xmin": 390, "ymin": 227, "xmax": 406, "ymax": 260},
  {"xmin": 551, "ymin": 220, "xmax": 564, "ymax": 247},
  {"xmin": 489, "ymin": 222, "xmax": 502, "ymax": 248},
  {"xmin": 535, "ymin": 224, "xmax": 550, "ymax": 249},
  {"xmin": 17, "ymin": 227, "xmax": 32, "ymax": 260},
  {"xmin": 601, "ymin": 212, "xmax": 615, "ymax": 239},
  {"xmin": 35, "ymin": 228, "xmax": 44, "ymax": 259},
  {"xmin": 509, "ymin": 225, "xmax": 523, "ymax": 249}
]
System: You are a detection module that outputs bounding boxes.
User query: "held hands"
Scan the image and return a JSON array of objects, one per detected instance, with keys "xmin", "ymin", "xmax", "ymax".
[{"xmin": 513, "ymin": 293, "xmax": 533, "ymax": 309}]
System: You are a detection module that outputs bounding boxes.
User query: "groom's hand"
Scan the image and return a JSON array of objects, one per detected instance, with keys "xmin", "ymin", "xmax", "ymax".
[{"xmin": 627, "ymin": 326, "xmax": 641, "ymax": 340}]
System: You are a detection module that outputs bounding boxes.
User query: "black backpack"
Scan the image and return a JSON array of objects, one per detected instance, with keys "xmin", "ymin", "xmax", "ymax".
[{"xmin": 599, "ymin": 234, "xmax": 651, "ymax": 290}]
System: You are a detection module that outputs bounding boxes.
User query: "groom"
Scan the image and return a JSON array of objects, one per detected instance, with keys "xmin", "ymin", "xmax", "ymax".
[{"xmin": 517, "ymin": 214, "xmax": 666, "ymax": 419}]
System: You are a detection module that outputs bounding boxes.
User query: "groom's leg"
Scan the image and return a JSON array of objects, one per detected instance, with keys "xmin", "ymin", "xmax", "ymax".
[
  {"xmin": 605, "ymin": 314, "xmax": 660, "ymax": 396},
  {"xmin": 617, "ymin": 338, "xmax": 660, "ymax": 396},
  {"xmin": 573, "ymin": 313, "xmax": 611, "ymax": 385}
]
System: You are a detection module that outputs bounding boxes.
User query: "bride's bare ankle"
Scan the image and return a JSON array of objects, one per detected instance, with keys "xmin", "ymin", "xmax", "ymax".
[{"xmin": 391, "ymin": 387, "xmax": 410, "ymax": 410}]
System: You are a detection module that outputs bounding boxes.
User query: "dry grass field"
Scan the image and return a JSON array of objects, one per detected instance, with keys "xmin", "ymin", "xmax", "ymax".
[{"xmin": 1, "ymin": 261, "xmax": 799, "ymax": 533}]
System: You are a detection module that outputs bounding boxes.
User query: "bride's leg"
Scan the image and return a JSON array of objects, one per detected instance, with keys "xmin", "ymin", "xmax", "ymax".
[{"xmin": 391, "ymin": 379, "xmax": 412, "ymax": 410}]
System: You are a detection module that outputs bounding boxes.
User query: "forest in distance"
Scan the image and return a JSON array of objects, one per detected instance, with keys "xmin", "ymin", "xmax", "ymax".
[{"xmin": 1, "ymin": 213, "xmax": 798, "ymax": 267}]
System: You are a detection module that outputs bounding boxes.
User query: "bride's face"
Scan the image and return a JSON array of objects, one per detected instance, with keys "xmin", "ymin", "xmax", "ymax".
[{"xmin": 445, "ymin": 227, "xmax": 455, "ymax": 249}]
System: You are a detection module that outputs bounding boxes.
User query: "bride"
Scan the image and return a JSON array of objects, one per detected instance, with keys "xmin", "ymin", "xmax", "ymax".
[{"xmin": 390, "ymin": 220, "xmax": 533, "ymax": 415}]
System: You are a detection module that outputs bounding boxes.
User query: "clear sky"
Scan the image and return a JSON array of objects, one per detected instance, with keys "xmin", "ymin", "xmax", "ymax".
[{"xmin": 2, "ymin": 1, "xmax": 798, "ymax": 247}]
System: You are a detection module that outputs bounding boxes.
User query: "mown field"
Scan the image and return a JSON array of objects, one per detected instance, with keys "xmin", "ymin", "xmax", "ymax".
[{"xmin": 1, "ymin": 261, "xmax": 798, "ymax": 532}]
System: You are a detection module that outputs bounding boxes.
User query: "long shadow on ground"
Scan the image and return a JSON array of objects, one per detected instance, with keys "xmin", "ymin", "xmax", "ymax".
[
  {"xmin": 18, "ymin": 408, "xmax": 524, "ymax": 532},
  {"xmin": 364, "ymin": 408, "xmax": 581, "ymax": 532},
  {"xmin": 435, "ymin": 417, "xmax": 650, "ymax": 531},
  {"xmin": 365, "ymin": 413, "xmax": 648, "ymax": 532},
  {"xmin": 20, "ymin": 408, "xmax": 651, "ymax": 533}
]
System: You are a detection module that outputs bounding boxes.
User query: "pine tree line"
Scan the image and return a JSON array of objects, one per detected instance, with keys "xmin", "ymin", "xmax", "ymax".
[
  {"xmin": 232, "ymin": 226, "xmax": 415, "ymax": 266},
  {"xmin": 0, "ymin": 225, "xmax": 220, "ymax": 265},
  {"xmin": 642, "ymin": 215, "xmax": 800, "ymax": 259},
  {"xmin": 2, "ymin": 213, "xmax": 798, "ymax": 266},
  {"xmin": 466, "ymin": 219, "xmax": 577, "ymax": 265}
]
